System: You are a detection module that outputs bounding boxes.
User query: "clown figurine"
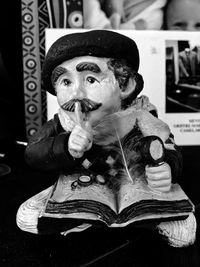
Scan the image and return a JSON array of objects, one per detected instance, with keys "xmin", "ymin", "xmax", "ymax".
[{"xmin": 17, "ymin": 30, "xmax": 196, "ymax": 247}]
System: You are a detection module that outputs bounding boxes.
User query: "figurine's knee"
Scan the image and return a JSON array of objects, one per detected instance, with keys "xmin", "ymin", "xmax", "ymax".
[
  {"xmin": 157, "ymin": 213, "xmax": 197, "ymax": 247},
  {"xmin": 16, "ymin": 199, "xmax": 39, "ymax": 234},
  {"xmin": 16, "ymin": 186, "xmax": 53, "ymax": 234}
]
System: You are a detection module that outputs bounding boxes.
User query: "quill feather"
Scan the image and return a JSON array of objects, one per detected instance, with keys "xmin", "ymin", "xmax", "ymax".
[
  {"xmin": 103, "ymin": 125, "xmax": 144, "ymax": 186},
  {"xmin": 114, "ymin": 126, "xmax": 134, "ymax": 184},
  {"xmin": 93, "ymin": 108, "xmax": 137, "ymax": 146},
  {"xmin": 92, "ymin": 107, "xmax": 172, "ymax": 187},
  {"xmin": 92, "ymin": 108, "xmax": 146, "ymax": 185}
]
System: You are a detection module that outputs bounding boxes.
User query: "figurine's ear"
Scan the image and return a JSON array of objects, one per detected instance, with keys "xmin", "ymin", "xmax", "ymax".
[
  {"xmin": 120, "ymin": 77, "xmax": 137, "ymax": 100},
  {"xmin": 120, "ymin": 73, "xmax": 144, "ymax": 109}
]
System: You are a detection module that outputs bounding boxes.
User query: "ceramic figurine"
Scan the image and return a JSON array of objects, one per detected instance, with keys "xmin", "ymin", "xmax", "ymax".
[{"xmin": 16, "ymin": 30, "xmax": 196, "ymax": 247}]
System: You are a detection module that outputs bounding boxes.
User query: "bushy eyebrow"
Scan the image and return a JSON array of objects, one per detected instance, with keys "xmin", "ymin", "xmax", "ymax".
[
  {"xmin": 76, "ymin": 62, "xmax": 101, "ymax": 73},
  {"xmin": 51, "ymin": 66, "xmax": 68, "ymax": 85},
  {"xmin": 51, "ymin": 62, "xmax": 101, "ymax": 86}
]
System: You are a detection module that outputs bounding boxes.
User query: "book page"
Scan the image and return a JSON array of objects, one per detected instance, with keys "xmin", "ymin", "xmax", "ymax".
[
  {"xmin": 117, "ymin": 175, "xmax": 191, "ymax": 213},
  {"xmin": 49, "ymin": 174, "xmax": 117, "ymax": 213}
]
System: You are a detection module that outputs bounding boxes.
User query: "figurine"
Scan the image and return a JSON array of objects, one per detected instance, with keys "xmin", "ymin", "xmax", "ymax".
[{"xmin": 16, "ymin": 30, "xmax": 196, "ymax": 247}]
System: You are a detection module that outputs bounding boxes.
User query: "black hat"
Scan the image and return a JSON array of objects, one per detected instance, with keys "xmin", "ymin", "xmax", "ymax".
[{"xmin": 42, "ymin": 30, "xmax": 140, "ymax": 95}]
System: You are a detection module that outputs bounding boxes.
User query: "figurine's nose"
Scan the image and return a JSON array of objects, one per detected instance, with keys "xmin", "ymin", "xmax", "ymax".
[{"xmin": 72, "ymin": 80, "xmax": 86, "ymax": 99}]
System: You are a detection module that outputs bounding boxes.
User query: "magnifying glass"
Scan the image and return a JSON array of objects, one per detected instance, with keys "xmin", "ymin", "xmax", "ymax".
[{"xmin": 139, "ymin": 135, "xmax": 165, "ymax": 166}]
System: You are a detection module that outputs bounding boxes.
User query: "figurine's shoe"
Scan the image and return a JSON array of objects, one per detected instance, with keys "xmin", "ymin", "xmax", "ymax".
[
  {"xmin": 157, "ymin": 213, "xmax": 197, "ymax": 247},
  {"xmin": 16, "ymin": 186, "xmax": 53, "ymax": 234}
]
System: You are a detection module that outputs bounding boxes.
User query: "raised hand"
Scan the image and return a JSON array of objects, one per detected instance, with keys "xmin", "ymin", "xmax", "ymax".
[{"xmin": 68, "ymin": 102, "xmax": 93, "ymax": 158}]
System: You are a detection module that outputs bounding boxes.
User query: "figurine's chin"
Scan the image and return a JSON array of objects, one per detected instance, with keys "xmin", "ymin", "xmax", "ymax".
[{"xmin": 86, "ymin": 109, "xmax": 110, "ymax": 126}]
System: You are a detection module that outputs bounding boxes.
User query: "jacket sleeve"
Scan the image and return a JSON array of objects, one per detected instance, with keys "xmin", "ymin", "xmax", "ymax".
[
  {"xmin": 148, "ymin": 109, "xmax": 183, "ymax": 183},
  {"xmin": 133, "ymin": 95, "xmax": 183, "ymax": 183},
  {"xmin": 25, "ymin": 115, "xmax": 104, "ymax": 172},
  {"xmin": 25, "ymin": 117, "xmax": 81, "ymax": 171},
  {"xmin": 163, "ymin": 133, "xmax": 183, "ymax": 184}
]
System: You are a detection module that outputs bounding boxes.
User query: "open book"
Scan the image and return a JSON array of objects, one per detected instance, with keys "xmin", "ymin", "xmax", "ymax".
[
  {"xmin": 40, "ymin": 173, "xmax": 193, "ymax": 228},
  {"xmin": 39, "ymin": 106, "xmax": 194, "ymax": 228}
]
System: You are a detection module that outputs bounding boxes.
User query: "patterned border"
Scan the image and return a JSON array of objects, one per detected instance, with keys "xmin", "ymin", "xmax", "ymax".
[
  {"xmin": 38, "ymin": 0, "xmax": 50, "ymax": 124},
  {"xmin": 21, "ymin": 0, "xmax": 83, "ymax": 139},
  {"xmin": 21, "ymin": 0, "xmax": 45, "ymax": 138}
]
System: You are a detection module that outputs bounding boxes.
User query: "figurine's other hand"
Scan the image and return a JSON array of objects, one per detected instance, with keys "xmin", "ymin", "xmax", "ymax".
[
  {"xmin": 68, "ymin": 102, "xmax": 93, "ymax": 158},
  {"xmin": 145, "ymin": 163, "xmax": 172, "ymax": 193}
]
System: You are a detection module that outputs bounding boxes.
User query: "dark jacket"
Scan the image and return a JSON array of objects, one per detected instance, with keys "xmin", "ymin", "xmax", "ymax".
[
  {"xmin": 25, "ymin": 110, "xmax": 182, "ymax": 183},
  {"xmin": 25, "ymin": 114, "xmax": 108, "ymax": 173}
]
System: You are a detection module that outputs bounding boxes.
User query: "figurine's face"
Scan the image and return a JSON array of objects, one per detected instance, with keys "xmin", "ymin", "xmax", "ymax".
[
  {"xmin": 166, "ymin": 0, "xmax": 200, "ymax": 31},
  {"xmin": 53, "ymin": 56, "xmax": 122, "ymax": 125}
]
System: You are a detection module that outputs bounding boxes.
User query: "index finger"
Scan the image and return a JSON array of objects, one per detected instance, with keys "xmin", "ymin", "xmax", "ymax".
[{"xmin": 75, "ymin": 102, "xmax": 83, "ymax": 126}]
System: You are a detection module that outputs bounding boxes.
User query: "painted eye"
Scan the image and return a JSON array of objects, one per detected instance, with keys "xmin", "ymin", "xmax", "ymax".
[
  {"xmin": 62, "ymin": 79, "xmax": 71, "ymax": 86},
  {"xmin": 87, "ymin": 76, "xmax": 98, "ymax": 84}
]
